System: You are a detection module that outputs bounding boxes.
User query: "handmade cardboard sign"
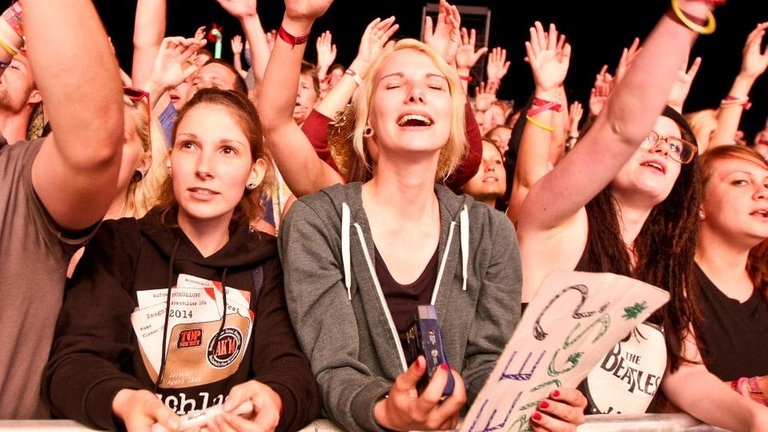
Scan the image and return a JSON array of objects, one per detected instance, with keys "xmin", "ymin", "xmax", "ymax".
[{"xmin": 460, "ymin": 270, "xmax": 670, "ymax": 432}]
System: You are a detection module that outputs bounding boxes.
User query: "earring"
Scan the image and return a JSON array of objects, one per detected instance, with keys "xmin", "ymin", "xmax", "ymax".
[
  {"xmin": 166, "ymin": 161, "xmax": 172, "ymax": 177},
  {"xmin": 699, "ymin": 210, "xmax": 705, "ymax": 220},
  {"xmin": 363, "ymin": 126, "xmax": 373, "ymax": 137},
  {"xmin": 246, "ymin": 181, "xmax": 258, "ymax": 190},
  {"xmin": 131, "ymin": 169, "xmax": 144, "ymax": 183}
]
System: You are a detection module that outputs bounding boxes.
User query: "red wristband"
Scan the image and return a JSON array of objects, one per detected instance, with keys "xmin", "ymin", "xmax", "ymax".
[
  {"xmin": 278, "ymin": 25, "xmax": 310, "ymax": 48},
  {"xmin": 528, "ymin": 97, "xmax": 563, "ymax": 115}
]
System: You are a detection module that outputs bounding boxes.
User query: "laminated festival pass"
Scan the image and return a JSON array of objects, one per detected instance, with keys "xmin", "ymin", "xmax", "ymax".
[{"xmin": 460, "ymin": 271, "xmax": 670, "ymax": 432}]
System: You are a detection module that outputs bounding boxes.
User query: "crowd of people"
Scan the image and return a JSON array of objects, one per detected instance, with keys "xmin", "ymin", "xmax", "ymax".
[{"xmin": 2, "ymin": 0, "xmax": 768, "ymax": 431}]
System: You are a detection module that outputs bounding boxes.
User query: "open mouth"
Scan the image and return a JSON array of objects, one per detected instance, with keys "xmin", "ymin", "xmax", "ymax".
[
  {"xmin": 397, "ymin": 113, "xmax": 434, "ymax": 127},
  {"xmin": 640, "ymin": 161, "xmax": 665, "ymax": 174}
]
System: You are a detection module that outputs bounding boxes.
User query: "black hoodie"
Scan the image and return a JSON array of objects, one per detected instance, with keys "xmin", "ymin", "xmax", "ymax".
[{"xmin": 43, "ymin": 208, "xmax": 321, "ymax": 431}]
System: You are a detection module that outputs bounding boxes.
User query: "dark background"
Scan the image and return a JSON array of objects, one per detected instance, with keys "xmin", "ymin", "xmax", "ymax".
[{"xmin": 94, "ymin": 0, "xmax": 768, "ymax": 140}]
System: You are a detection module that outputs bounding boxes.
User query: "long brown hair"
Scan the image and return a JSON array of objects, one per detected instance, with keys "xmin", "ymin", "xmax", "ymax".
[{"xmin": 583, "ymin": 106, "xmax": 701, "ymax": 373}]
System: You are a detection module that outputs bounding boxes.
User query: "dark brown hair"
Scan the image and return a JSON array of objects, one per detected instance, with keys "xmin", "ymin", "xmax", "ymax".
[{"xmin": 582, "ymin": 106, "xmax": 701, "ymax": 373}]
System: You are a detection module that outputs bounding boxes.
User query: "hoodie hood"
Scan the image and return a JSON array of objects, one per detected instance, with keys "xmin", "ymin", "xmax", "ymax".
[{"xmin": 138, "ymin": 207, "xmax": 275, "ymax": 269}]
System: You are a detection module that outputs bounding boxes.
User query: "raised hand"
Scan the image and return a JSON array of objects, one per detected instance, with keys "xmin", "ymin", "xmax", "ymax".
[
  {"xmin": 231, "ymin": 34, "xmax": 244, "ymax": 55},
  {"xmin": 525, "ymin": 21, "xmax": 570, "ymax": 93},
  {"xmin": 667, "ymin": 55, "xmax": 701, "ymax": 112},
  {"xmin": 740, "ymin": 22, "xmax": 768, "ymax": 80},
  {"xmin": 215, "ymin": 0, "xmax": 257, "ymax": 19},
  {"xmin": 474, "ymin": 81, "xmax": 498, "ymax": 112},
  {"xmin": 148, "ymin": 36, "xmax": 206, "ymax": 92},
  {"xmin": 315, "ymin": 30, "xmax": 337, "ymax": 72},
  {"xmin": 422, "ymin": 0, "xmax": 461, "ymax": 65},
  {"xmin": 568, "ymin": 101, "xmax": 584, "ymax": 136},
  {"xmin": 486, "ymin": 46, "xmax": 510, "ymax": 86},
  {"xmin": 588, "ymin": 65, "xmax": 613, "ymax": 118},
  {"xmin": 194, "ymin": 25, "xmax": 206, "ymax": 40},
  {"xmin": 283, "ymin": 0, "xmax": 334, "ymax": 23},
  {"xmin": 353, "ymin": 16, "xmax": 399, "ymax": 75},
  {"xmin": 614, "ymin": 37, "xmax": 641, "ymax": 84},
  {"xmin": 455, "ymin": 27, "xmax": 488, "ymax": 73}
]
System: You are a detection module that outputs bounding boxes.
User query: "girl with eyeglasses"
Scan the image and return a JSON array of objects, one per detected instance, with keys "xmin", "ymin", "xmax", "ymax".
[{"xmin": 514, "ymin": 0, "xmax": 768, "ymax": 429}]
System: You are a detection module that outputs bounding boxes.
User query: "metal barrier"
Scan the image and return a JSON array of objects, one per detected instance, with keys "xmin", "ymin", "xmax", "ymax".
[{"xmin": 0, "ymin": 414, "xmax": 731, "ymax": 431}]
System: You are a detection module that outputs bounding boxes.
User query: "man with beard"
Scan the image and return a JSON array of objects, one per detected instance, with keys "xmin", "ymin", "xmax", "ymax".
[{"xmin": 0, "ymin": 53, "xmax": 42, "ymax": 143}]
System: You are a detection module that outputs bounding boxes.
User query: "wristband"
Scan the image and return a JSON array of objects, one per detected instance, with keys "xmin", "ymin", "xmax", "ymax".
[
  {"xmin": 720, "ymin": 95, "xmax": 751, "ymax": 110},
  {"xmin": 345, "ymin": 68, "xmax": 362, "ymax": 87},
  {"xmin": 278, "ymin": 25, "xmax": 310, "ymax": 48},
  {"xmin": 1, "ymin": 2, "xmax": 22, "ymax": 39},
  {"xmin": 668, "ymin": 0, "xmax": 716, "ymax": 35},
  {"xmin": 528, "ymin": 97, "xmax": 563, "ymax": 116},
  {"xmin": 0, "ymin": 35, "xmax": 18, "ymax": 57},
  {"xmin": 525, "ymin": 115, "xmax": 554, "ymax": 132}
]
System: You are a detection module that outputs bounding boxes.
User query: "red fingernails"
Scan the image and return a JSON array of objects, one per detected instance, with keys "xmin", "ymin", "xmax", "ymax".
[
  {"xmin": 539, "ymin": 400, "xmax": 549, "ymax": 409},
  {"xmin": 440, "ymin": 362, "xmax": 449, "ymax": 371},
  {"xmin": 532, "ymin": 412, "xmax": 542, "ymax": 421},
  {"xmin": 552, "ymin": 390, "xmax": 560, "ymax": 398}
]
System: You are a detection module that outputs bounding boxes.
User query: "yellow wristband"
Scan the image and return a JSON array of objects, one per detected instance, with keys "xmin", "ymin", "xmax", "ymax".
[
  {"xmin": 0, "ymin": 34, "xmax": 17, "ymax": 57},
  {"xmin": 526, "ymin": 115, "xmax": 554, "ymax": 132},
  {"xmin": 670, "ymin": 0, "xmax": 716, "ymax": 35}
]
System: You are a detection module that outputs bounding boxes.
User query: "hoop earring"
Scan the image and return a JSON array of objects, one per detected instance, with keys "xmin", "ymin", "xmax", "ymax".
[
  {"xmin": 131, "ymin": 169, "xmax": 144, "ymax": 183},
  {"xmin": 363, "ymin": 126, "xmax": 373, "ymax": 137}
]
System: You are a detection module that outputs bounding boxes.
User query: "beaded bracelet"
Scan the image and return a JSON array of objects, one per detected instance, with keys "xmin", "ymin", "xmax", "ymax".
[
  {"xmin": 669, "ymin": 0, "xmax": 716, "ymax": 35},
  {"xmin": 278, "ymin": 25, "xmax": 310, "ymax": 48},
  {"xmin": 526, "ymin": 115, "xmax": 554, "ymax": 132}
]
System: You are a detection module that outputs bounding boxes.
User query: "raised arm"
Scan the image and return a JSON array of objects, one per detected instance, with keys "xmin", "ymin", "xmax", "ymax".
[
  {"xmin": 709, "ymin": 21, "xmax": 768, "ymax": 151},
  {"xmin": 29, "ymin": 0, "xmax": 124, "ymax": 231},
  {"xmin": 258, "ymin": 0, "xmax": 338, "ymax": 197},
  {"xmin": 507, "ymin": 21, "xmax": 570, "ymax": 225},
  {"xmin": 131, "ymin": 0, "xmax": 165, "ymax": 87},
  {"xmin": 216, "ymin": 0, "xmax": 270, "ymax": 104},
  {"xmin": 517, "ymin": 0, "xmax": 716, "ymax": 233},
  {"xmin": 230, "ymin": 35, "xmax": 248, "ymax": 79},
  {"xmin": 315, "ymin": 30, "xmax": 336, "ymax": 86}
]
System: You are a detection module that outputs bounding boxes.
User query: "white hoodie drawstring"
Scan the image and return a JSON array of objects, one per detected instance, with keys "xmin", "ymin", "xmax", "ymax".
[
  {"xmin": 342, "ymin": 202, "xmax": 352, "ymax": 300},
  {"xmin": 460, "ymin": 205, "xmax": 469, "ymax": 291}
]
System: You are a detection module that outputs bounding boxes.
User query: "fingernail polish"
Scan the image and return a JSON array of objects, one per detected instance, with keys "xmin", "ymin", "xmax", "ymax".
[
  {"xmin": 440, "ymin": 362, "xmax": 449, "ymax": 370},
  {"xmin": 539, "ymin": 400, "xmax": 549, "ymax": 409},
  {"xmin": 532, "ymin": 412, "xmax": 542, "ymax": 421},
  {"xmin": 552, "ymin": 390, "xmax": 560, "ymax": 398}
]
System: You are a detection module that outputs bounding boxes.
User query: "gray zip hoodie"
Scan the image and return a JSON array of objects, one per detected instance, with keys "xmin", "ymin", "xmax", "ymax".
[{"xmin": 279, "ymin": 182, "xmax": 522, "ymax": 431}]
